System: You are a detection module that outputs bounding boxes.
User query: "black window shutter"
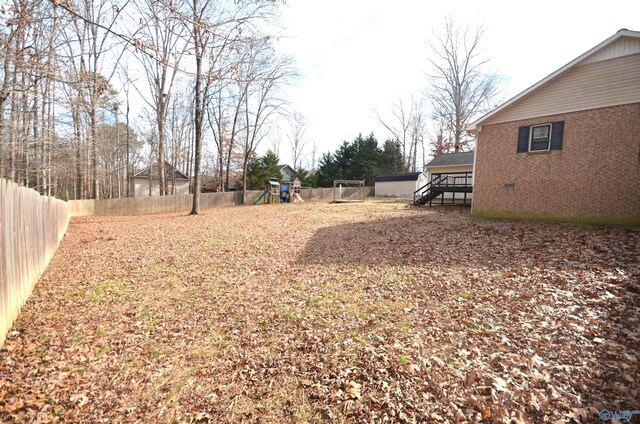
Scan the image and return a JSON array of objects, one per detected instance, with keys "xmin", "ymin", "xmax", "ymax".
[
  {"xmin": 550, "ymin": 121, "xmax": 564, "ymax": 150},
  {"xmin": 517, "ymin": 126, "xmax": 530, "ymax": 153}
]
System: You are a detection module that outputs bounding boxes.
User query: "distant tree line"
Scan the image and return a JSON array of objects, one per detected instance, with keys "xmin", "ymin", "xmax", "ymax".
[
  {"xmin": 0, "ymin": 0, "xmax": 291, "ymax": 214},
  {"xmin": 313, "ymin": 133, "xmax": 403, "ymax": 187},
  {"xmin": 240, "ymin": 133, "xmax": 402, "ymax": 189},
  {"xmin": 0, "ymin": 3, "xmax": 499, "ymax": 211}
]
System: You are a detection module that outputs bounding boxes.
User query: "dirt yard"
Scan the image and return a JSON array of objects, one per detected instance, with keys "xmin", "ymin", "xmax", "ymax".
[{"xmin": 0, "ymin": 201, "xmax": 638, "ymax": 423}]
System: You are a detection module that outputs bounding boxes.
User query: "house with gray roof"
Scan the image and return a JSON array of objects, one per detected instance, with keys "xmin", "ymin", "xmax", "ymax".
[
  {"xmin": 132, "ymin": 161, "xmax": 190, "ymax": 197},
  {"xmin": 422, "ymin": 151, "xmax": 475, "ymax": 203},
  {"xmin": 466, "ymin": 29, "xmax": 640, "ymax": 223}
]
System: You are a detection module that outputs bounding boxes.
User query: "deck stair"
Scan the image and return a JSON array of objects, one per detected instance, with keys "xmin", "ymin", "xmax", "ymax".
[{"xmin": 413, "ymin": 172, "xmax": 473, "ymax": 206}]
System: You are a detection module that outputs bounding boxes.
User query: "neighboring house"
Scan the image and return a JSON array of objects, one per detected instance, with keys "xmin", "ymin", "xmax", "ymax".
[
  {"xmin": 279, "ymin": 164, "xmax": 301, "ymax": 187},
  {"xmin": 201, "ymin": 180, "xmax": 219, "ymax": 193},
  {"xmin": 467, "ymin": 29, "xmax": 640, "ymax": 224},
  {"xmin": 425, "ymin": 151, "xmax": 474, "ymax": 180},
  {"xmin": 132, "ymin": 161, "xmax": 190, "ymax": 197},
  {"xmin": 279, "ymin": 164, "xmax": 297, "ymax": 181},
  {"xmin": 375, "ymin": 172, "xmax": 427, "ymax": 197},
  {"xmin": 424, "ymin": 151, "xmax": 474, "ymax": 201}
]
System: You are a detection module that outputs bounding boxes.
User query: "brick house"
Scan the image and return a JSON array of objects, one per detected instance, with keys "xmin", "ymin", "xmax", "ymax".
[{"xmin": 467, "ymin": 29, "xmax": 640, "ymax": 224}]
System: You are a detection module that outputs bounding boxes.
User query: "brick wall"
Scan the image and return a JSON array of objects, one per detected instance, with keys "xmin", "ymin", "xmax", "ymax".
[{"xmin": 473, "ymin": 103, "xmax": 640, "ymax": 223}]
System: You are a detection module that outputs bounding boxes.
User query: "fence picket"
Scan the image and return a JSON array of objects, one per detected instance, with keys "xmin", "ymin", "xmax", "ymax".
[{"xmin": 0, "ymin": 179, "xmax": 70, "ymax": 347}]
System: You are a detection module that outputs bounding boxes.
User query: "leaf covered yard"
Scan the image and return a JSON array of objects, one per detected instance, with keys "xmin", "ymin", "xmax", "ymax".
[{"xmin": 0, "ymin": 202, "xmax": 638, "ymax": 422}]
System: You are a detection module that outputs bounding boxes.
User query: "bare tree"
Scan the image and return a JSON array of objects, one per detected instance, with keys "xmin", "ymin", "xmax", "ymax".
[
  {"xmin": 207, "ymin": 47, "xmax": 248, "ymax": 193},
  {"xmin": 428, "ymin": 118, "xmax": 454, "ymax": 157},
  {"xmin": 286, "ymin": 111, "xmax": 307, "ymax": 170},
  {"xmin": 186, "ymin": 0, "xmax": 256, "ymax": 214},
  {"xmin": 239, "ymin": 40, "xmax": 294, "ymax": 203},
  {"xmin": 308, "ymin": 139, "xmax": 317, "ymax": 171},
  {"xmin": 408, "ymin": 103, "xmax": 426, "ymax": 172},
  {"xmin": 134, "ymin": 0, "xmax": 187, "ymax": 196},
  {"xmin": 59, "ymin": 0, "xmax": 129, "ymax": 198},
  {"xmin": 377, "ymin": 95, "xmax": 424, "ymax": 172},
  {"xmin": 426, "ymin": 17, "xmax": 501, "ymax": 152}
]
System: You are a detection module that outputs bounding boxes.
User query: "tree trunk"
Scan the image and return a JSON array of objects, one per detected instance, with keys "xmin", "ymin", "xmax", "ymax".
[
  {"xmin": 125, "ymin": 89, "xmax": 130, "ymax": 197},
  {"xmin": 190, "ymin": 0, "xmax": 202, "ymax": 215},
  {"xmin": 9, "ymin": 89, "xmax": 18, "ymax": 182},
  {"xmin": 73, "ymin": 107, "xmax": 82, "ymax": 199},
  {"xmin": 90, "ymin": 108, "xmax": 98, "ymax": 198},
  {"xmin": 157, "ymin": 105, "xmax": 166, "ymax": 196},
  {"xmin": 0, "ymin": 59, "xmax": 11, "ymax": 180}
]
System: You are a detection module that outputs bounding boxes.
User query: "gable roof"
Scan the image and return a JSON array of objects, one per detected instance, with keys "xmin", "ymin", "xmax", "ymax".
[
  {"xmin": 375, "ymin": 172, "xmax": 422, "ymax": 183},
  {"xmin": 133, "ymin": 161, "xmax": 189, "ymax": 180},
  {"xmin": 279, "ymin": 164, "xmax": 297, "ymax": 180},
  {"xmin": 426, "ymin": 151, "xmax": 474, "ymax": 168},
  {"xmin": 467, "ymin": 29, "xmax": 640, "ymax": 133}
]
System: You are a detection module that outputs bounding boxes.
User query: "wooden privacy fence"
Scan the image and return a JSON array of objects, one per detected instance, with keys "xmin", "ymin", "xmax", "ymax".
[
  {"xmin": 0, "ymin": 183, "xmax": 372, "ymax": 347},
  {"xmin": 0, "ymin": 179, "xmax": 70, "ymax": 347},
  {"xmin": 68, "ymin": 187, "xmax": 375, "ymax": 217}
]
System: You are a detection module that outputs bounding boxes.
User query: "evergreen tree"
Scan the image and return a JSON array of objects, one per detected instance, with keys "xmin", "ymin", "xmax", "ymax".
[
  {"xmin": 315, "ymin": 133, "xmax": 411, "ymax": 188},
  {"xmin": 381, "ymin": 139, "xmax": 404, "ymax": 174},
  {"xmin": 351, "ymin": 133, "xmax": 381, "ymax": 185},
  {"xmin": 262, "ymin": 150, "xmax": 281, "ymax": 181},
  {"xmin": 244, "ymin": 150, "xmax": 281, "ymax": 190},
  {"xmin": 316, "ymin": 152, "xmax": 341, "ymax": 187},
  {"xmin": 296, "ymin": 167, "xmax": 317, "ymax": 188}
]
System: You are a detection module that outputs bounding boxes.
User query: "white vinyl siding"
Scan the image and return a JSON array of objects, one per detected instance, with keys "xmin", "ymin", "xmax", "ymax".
[
  {"xmin": 425, "ymin": 164, "xmax": 473, "ymax": 176},
  {"xmin": 133, "ymin": 178, "xmax": 190, "ymax": 197},
  {"xmin": 485, "ymin": 53, "xmax": 640, "ymax": 125},
  {"xmin": 581, "ymin": 36, "xmax": 640, "ymax": 64},
  {"xmin": 424, "ymin": 164, "xmax": 474, "ymax": 201},
  {"xmin": 375, "ymin": 180, "xmax": 419, "ymax": 197}
]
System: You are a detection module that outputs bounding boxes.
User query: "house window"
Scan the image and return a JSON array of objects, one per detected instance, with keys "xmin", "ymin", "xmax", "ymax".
[
  {"xmin": 517, "ymin": 121, "xmax": 563, "ymax": 153},
  {"xmin": 530, "ymin": 124, "xmax": 551, "ymax": 151}
]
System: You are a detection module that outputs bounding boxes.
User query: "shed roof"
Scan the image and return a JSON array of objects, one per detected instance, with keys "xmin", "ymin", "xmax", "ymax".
[
  {"xmin": 279, "ymin": 164, "xmax": 297, "ymax": 179},
  {"xmin": 133, "ymin": 161, "xmax": 189, "ymax": 180},
  {"xmin": 375, "ymin": 172, "xmax": 422, "ymax": 183},
  {"xmin": 425, "ymin": 151, "xmax": 474, "ymax": 168},
  {"xmin": 466, "ymin": 29, "xmax": 640, "ymax": 133}
]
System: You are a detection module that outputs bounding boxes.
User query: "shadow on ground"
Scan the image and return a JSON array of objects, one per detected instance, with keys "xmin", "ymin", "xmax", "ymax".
[{"xmin": 297, "ymin": 210, "xmax": 640, "ymax": 419}]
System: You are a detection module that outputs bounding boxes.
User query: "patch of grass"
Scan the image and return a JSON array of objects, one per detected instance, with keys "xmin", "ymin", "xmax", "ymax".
[
  {"xmin": 382, "ymin": 273, "xmax": 400, "ymax": 284},
  {"xmin": 91, "ymin": 279, "xmax": 130, "ymax": 303},
  {"xmin": 281, "ymin": 309, "xmax": 298, "ymax": 322},
  {"xmin": 466, "ymin": 321, "xmax": 484, "ymax": 331},
  {"xmin": 395, "ymin": 322, "xmax": 412, "ymax": 335},
  {"xmin": 70, "ymin": 333, "xmax": 86, "ymax": 344},
  {"xmin": 149, "ymin": 345, "xmax": 160, "ymax": 358},
  {"xmin": 96, "ymin": 325, "xmax": 106, "ymax": 336},
  {"xmin": 145, "ymin": 320, "xmax": 156, "ymax": 335},
  {"xmin": 97, "ymin": 346, "xmax": 110, "ymax": 358},
  {"xmin": 159, "ymin": 276, "xmax": 181, "ymax": 292},
  {"xmin": 209, "ymin": 330, "xmax": 233, "ymax": 350},
  {"xmin": 37, "ymin": 333, "xmax": 49, "ymax": 342},
  {"xmin": 398, "ymin": 355, "xmax": 410, "ymax": 365},
  {"xmin": 457, "ymin": 290, "xmax": 473, "ymax": 300},
  {"xmin": 139, "ymin": 305, "xmax": 153, "ymax": 317},
  {"xmin": 472, "ymin": 209, "xmax": 640, "ymax": 226}
]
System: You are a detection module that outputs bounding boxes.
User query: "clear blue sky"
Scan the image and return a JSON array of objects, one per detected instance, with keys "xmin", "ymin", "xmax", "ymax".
[{"xmin": 271, "ymin": 0, "xmax": 639, "ymax": 167}]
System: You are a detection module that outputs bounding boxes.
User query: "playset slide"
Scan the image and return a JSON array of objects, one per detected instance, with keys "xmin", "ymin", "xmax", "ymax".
[{"xmin": 252, "ymin": 190, "xmax": 268, "ymax": 205}]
